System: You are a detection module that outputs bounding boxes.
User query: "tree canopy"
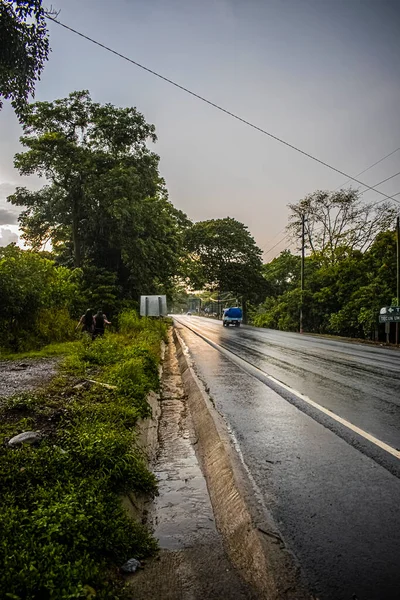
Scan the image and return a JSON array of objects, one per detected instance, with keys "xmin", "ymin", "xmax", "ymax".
[
  {"xmin": 287, "ymin": 189, "xmax": 396, "ymax": 263},
  {"xmin": 254, "ymin": 225, "xmax": 398, "ymax": 339},
  {"xmin": 0, "ymin": 0, "xmax": 50, "ymax": 117},
  {"xmin": 8, "ymin": 90, "xmax": 189, "ymax": 302},
  {"xmin": 184, "ymin": 217, "xmax": 267, "ymax": 316}
]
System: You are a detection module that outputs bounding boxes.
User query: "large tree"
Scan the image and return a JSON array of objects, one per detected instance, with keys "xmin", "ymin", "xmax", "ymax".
[
  {"xmin": 184, "ymin": 217, "xmax": 266, "ymax": 320},
  {"xmin": 261, "ymin": 250, "xmax": 300, "ymax": 298},
  {"xmin": 288, "ymin": 189, "xmax": 396, "ymax": 263},
  {"xmin": 8, "ymin": 90, "xmax": 189, "ymax": 299},
  {"xmin": 0, "ymin": 0, "xmax": 50, "ymax": 117},
  {"xmin": 254, "ymin": 229, "xmax": 398, "ymax": 338}
]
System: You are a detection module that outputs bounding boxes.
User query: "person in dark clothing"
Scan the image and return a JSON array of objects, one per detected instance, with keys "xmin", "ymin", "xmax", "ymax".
[
  {"xmin": 77, "ymin": 308, "xmax": 95, "ymax": 335},
  {"xmin": 93, "ymin": 309, "xmax": 111, "ymax": 339}
]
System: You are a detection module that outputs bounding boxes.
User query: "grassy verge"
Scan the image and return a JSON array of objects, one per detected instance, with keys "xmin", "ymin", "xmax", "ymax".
[
  {"xmin": 0, "ymin": 341, "xmax": 82, "ymax": 361},
  {"xmin": 0, "ymin": 311, "xmax": 167, "ymax": 600}
]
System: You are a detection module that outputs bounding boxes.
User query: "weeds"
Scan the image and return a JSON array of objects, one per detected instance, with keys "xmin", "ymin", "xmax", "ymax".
[{"xmin": 0, "ymin": 311, "xmax": 166, "ymax": 599}]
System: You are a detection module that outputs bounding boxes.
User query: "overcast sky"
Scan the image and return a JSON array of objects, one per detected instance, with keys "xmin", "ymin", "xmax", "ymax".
[{"xmin": 1, "ymin": 0, "xmax": 399, "ymax": 255}]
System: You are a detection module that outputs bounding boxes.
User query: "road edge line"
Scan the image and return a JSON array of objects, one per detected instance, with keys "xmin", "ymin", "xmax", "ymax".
[
  {"xmin": 175, "ymin": 318, "xmax": 400, "ymax": 463},
  {"xmin": 173, "ymin": 326, "xmax": 311, "ymax": 600}
]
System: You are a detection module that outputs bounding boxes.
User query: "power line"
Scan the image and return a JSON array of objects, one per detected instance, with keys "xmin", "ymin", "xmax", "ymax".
[
  {"xmin": 263, "ymin": 233, "xmax": 291, "ymax": 256},
  {"xmin": 261, "ymin": 227, "xmax": 287, "ymax": 251},
  {"xmin": 47, "ymin": 16, "xmax": 399, "ymax": 203},
  {"xmin": 336, "ymin": 147, "xmax": 400, "ymax": 191},
  {"xmin": 372, "ymin": 190, "xmax": 400, "ymax": 208},
  {"xmin": 360, "ymin": 170, "xmax": 400, "ymax": 198},
  {"xmin": 262, "ymin": 154, "xmax": 400, "ymax": 252}
]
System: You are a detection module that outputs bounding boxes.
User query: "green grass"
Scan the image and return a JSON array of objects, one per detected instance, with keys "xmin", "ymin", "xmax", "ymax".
[
  {"xmin": 0, "ymin": 340, "xmax": 82, "ymax": 361},
  {"xmin": 0, "ymin": 311, "xmax": 167, "ymax": 600}
]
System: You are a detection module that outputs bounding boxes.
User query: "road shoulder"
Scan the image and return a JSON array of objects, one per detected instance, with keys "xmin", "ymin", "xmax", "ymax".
[
  {"xmin": 172, "ymin": 324, "xmax": 310, "ymax": 599},
  {"xmin": 128, "ymin": 328, "xmax": 257, "ymax": 599}
]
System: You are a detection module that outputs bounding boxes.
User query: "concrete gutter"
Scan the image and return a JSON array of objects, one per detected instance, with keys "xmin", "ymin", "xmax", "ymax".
[
  {"xmin": 122, "ymin": 342, "xmax": 165, "ymax": 523},
  {"xmin": 173, "ymin": 326, "xmax": 311, "ymax": 600}
]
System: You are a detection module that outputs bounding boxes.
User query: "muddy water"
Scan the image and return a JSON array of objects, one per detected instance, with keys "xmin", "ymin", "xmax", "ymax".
[{"xmin": 152, "ymin": 343, "xmax": 216, "ymax": 549}]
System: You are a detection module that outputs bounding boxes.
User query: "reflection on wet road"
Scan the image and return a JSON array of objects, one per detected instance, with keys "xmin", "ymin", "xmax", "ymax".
[
  {"xmin": 177, "ymin": 317, "xmax": 400, "ymax": 449},
  {"xmin": 174, "ymin": 316, "xmax": 400, "ymax": 600}
]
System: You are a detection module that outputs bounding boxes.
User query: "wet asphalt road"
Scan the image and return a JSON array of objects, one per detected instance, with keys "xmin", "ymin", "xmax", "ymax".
[{"xmin": 174, "ymin": 316, "xmax": 400, "ymax": 600}]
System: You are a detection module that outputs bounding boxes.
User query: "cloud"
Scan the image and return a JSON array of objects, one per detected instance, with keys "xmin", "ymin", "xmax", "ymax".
[
  {"xmin": 0, "ymin": 207, "xmax": 19, "ymax": 225},
  {"xmin": 0, "ymin": 182, "xmax": 21, "ymax": 226},
  {"xmin": 0, "ymin": 227, "xmax": 19, "ymax": 247},
  {"xmin": 0, "ymin": 182, "xmax": 16, "ymax": 198}
]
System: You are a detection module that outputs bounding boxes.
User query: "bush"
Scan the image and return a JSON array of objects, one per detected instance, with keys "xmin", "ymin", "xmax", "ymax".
[
  {"xmin": 0, "ymin": 315, "xmax": 166, "ymax": 599},
  {"xmin": 78, "ymin": 336, "xmax": 123, "ymax": 366},
  {"xmin": 35, "ymin": 307, "xmax": 76, "ymax": 345},
  {"xmin": 0, "ymin": 245, "xmax": 82, "ymax": 351}
]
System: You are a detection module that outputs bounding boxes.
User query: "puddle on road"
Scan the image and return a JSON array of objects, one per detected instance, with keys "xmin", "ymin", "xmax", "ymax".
[{"xmin": 151, "ymin": 344, "xmax": 216, "ymax": 550}]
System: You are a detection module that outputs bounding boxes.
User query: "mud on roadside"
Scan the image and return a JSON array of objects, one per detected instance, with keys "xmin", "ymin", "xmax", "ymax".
[{"xmin": 0, "ymin": 358, "xmax": 60, "ymax": 400}]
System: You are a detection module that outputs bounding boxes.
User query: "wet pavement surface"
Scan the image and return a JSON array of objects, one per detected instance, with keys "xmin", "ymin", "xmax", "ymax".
[
  {"xmin": 152, "ymin": 346, "xmax": 216, "ymax": 549},
  {"xmin": 129, "ymin": 333, "xmax": 256, "ymax": 599},
  {"xmin": 175, "ymin": 317, "xmax": 400, "ymax": 449},
  {"xmin": 174, "ymin": 317, "xmax": 400, "ymax": 600},
  {"xmin": 0, "ymin": 359, "xmax": 59, "ymax": 399}
]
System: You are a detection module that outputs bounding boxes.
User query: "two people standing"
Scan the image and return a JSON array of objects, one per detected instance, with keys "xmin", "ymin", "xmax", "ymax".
[{"xmin": 77, "ymin": 309, "xmax": 111, "ymax": 339}]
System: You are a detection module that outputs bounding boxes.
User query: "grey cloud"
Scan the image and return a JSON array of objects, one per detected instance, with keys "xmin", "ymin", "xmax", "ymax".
[
  {"xmin": 0, "ymin": 208, "xmax": 19, "ymax": 225},
  {"xmin": 0, "ymin": 227, "xmax": 19, "ymax": 247},
  {"xmin": 0, "ymin": 182, "xmax": 22, "ymax": 226},
  {"xmin": 0, "ymin": 183, "xmax": 17, "ymax": 199}
]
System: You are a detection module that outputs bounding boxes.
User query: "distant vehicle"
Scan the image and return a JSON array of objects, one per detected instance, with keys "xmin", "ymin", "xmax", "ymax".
[
  {"xmin": 222, "ymin": 307, "xmax": 243, "ymax": 327},
  {"xmin": 186, "ymin": 311, "xmax": 192, "ymax": 316}
]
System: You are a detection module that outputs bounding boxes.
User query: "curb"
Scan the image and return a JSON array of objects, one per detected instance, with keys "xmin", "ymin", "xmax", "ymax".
[
  {"xmin": 173, "ymin": 326, "xmax": 311, "ymax": 600},
  {"xmin": 122, "ymin": 341, "xmax": 165, "ymax": 524}
]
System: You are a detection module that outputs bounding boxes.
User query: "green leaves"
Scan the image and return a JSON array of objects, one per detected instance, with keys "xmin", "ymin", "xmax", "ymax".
[
  {"xmin": 184, "ymin": 217, "xmax": 266, "ymax": 302},
  {"xmin": 0, "ymin": 313, "xmax": 162, "ymax": 598},
  {"xmin": 9, "ymin": 90, "xmax": 188, "ymax": 297},
  {"xmin": 0, "ymin": 245, "xmax": 81, "ymax": 351},
  {"xmin": 255, "ymin": 227, "xmax": 398, "ymax": 338},
  {"xmin": 0, "ymin": 1, "xmax": 50, "ymax": 118}
]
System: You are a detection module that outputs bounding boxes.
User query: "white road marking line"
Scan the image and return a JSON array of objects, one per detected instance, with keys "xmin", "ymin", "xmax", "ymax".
[
  {"xmin": 267, "ymin": 376, "xmax": 400, "ymax": 461},
  {"xmin": 175, "ymin": 317, "xmax": 400, "ymax": 461}
]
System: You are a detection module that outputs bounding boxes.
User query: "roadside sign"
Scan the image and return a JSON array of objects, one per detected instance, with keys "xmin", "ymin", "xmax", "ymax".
[
  {"xmin": 379, "ymin": 306, "xmax": 400, "ymax": 323},
  {"xmin": 140, "ymin": 295, "xmax": 167, "ymax": 317}
]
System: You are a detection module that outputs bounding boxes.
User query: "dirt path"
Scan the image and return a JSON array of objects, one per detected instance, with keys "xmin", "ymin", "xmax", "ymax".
[{"xmin": 0, "ymin": 359, "xmax": 60, "ymax": 398}]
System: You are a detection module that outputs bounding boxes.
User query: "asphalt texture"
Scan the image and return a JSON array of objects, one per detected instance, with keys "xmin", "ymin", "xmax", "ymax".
[{"xmin": 174, "ymin": 316, "xmax": 400, "ymax": 600}]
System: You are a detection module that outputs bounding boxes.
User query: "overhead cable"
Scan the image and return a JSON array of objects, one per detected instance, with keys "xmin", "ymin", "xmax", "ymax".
[{"xmin": 47, "ymin": 16, "xmax": 400, "ymax": 203}]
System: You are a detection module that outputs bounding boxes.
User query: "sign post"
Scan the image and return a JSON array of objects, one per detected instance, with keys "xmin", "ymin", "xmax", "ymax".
[
  {"xmin": 385, "ymin": 321, "xmax": 391, "ymax": 345},
  {"xmin": 379, "ymin": 306, "xmax": 400, "ymax": 323},
  {"xmin": 140, "ymin": 295, "xmax": 167, "ymax": 317},
  {"xmin": 379, "ymin": 307, "xmax": 400, "ymax": 344}
]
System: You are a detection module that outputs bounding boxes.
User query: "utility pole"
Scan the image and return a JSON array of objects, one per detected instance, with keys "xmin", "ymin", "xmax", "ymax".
[
  {"xmin": 397, "ymin": 216, "xmax": 400, "ymax": 345},
  {"xmin": 300, "ymin": 213, "xmax": 305, "ymax": 334}
]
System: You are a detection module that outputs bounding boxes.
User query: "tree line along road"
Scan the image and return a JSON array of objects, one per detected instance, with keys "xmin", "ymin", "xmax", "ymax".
[{"xmin": 174, "ymin": 315, "xmax": 400, "ymax": 600}]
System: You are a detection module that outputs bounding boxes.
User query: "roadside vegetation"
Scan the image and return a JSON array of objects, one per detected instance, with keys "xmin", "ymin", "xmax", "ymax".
[
  {"xmin": 253, "ymin": 191, "xmax": 398, "ymax": 339},
  {"xmin": 1, "ymin": 4, "xmax": 397, "ymax": 599},
  {"xmin": 0, "ymin": 311, "xmax": 166, "ymax": 600}
]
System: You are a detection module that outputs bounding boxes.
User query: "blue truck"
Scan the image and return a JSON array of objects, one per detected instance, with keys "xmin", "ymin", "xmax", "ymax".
[{"xmin": 222, "ymin": 307, "xmax": 243, "ymax": 327}]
